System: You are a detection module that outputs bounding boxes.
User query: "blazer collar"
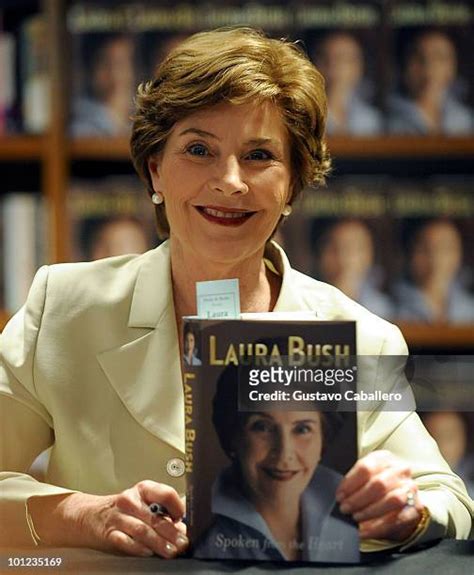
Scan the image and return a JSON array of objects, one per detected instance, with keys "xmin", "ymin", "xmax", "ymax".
[
  {"xmin": 97, "ymin": 242, "xmax": 185, "ymax": 453},
  {"xmin": 266, "ymin": 241, "xmax": 319, "ymax": 315},
  {"xmin": 129, "ymin": 241, "xmax": 173, "ymax": 328}
]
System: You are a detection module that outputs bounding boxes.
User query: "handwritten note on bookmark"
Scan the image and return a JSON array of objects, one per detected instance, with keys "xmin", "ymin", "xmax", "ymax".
[{"xmin": 196, "ymin": 279, "xmax": 240, "ymax": 319}]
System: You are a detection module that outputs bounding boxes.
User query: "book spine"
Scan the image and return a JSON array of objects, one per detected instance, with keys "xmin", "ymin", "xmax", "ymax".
[
  {"xmin": 20, "ymin": 14, "xmax": 49, "ymax": 133},
  {"xmin": 0, "ymin": 32, "xmax": 16, "ymax": 134},
  {"xmin": 2, "ymin": 193, "xmax": 40, "ymax": 313},
  {"xmin": 182, "ymin": 318, "xmax": 199, "ymax": 541}
]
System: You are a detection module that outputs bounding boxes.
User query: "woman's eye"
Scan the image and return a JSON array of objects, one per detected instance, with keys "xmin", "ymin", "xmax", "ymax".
[
  {"xmin": 246, "ymin": 149, "xmax": 274, "ymax": 161},
  {"xmin": 249, "ymin": 419, "xmax": 273, "ymax": 433},
  {"xmin": 187, "ymin": 143, "xmax": 209, "ymax": 157},
  {"xmin": 294, "ymin": 423, "xmax": 313, "ymax": 435}
]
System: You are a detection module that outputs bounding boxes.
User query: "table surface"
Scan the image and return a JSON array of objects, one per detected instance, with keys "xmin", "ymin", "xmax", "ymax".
[{"xmin": 1, "ymin": 540, "xmax": 473, "ymax": 575}]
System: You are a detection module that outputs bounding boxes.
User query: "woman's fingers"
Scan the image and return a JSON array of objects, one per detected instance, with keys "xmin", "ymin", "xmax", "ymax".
[
  {"xmin": 337, "ymin": 450, "xmax": 424, "ymax": 542},
  {"xmin": 339, "ymin": 465, "xmax": 411, "ymax": 515},
  {"xmin": 352, "ymin": 482, "xmax": 419, "ymax": 522},
  {"xmin": 359, "ymin": 504, "xmax": 421, "ymax": 541},
  {"xmin": 137, "ymin": 480, "xmax": 186, "ymax": 521},
  {"xmin": 114, "ymin": 481, "xmax": 182, "ymax": 523},
  {"xmin": 96, "ymin": 481, "xmax": 188, "ymax": 557},
  {"xmin": 174, "ymin": 520, "xmax": 188, "ymax": 537},
  {"xmin": 107, "ymin": 529, "xmax": 154, "ymax": 557},
  {"xmin": 337, "ymin": 450, "xmax": 392, "ymax": 500},
  {"xmin": 111, "ymin": 513, "xmax": 186, "ymax": 558},
  {"xmin": 150, "ymin": 515, "xmax": 189, "ymax": 553}
]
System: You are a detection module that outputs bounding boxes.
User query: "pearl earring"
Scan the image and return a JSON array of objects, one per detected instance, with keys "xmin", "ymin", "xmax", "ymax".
[
  {"xmin": 151, "ymin": 192, "xmax": 164, "ymax": 205},
  {"xmin": 282, "ymin": 204, "xmax": 292, "ymax": 216}
]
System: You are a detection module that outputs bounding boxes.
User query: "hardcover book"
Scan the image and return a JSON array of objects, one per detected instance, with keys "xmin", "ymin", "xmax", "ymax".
[
  {"xmin": 284, "ymin": 175, "xmax": 474, "ymax": 325},
  {"xmin": 297, "ymin": 0, "xmax": 385, "ymax": 136},
  {"xmin": 20, "ymin": 14, "xmax": 49, "ymax": 133},
  {"xmin": 387, "ymin": 0, "xmax": 473, "ymax": 136},
  {"xmin": 182, "ymin": 315, "xmax": 361, "ymax": 563},
  {"xmin": 68, "ymin": 176, "xmax": 157, "ymax": 262},
  {"xmin": 1, "ymin": 192, "xmax": 46, "ymax": 313},
  {"xmin": 0, "ymin": 31, "xmax": 15, "ymax": 134}
]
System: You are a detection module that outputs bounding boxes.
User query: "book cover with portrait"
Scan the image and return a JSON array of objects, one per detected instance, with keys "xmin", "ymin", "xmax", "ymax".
[
  {"xmin": 284, "ymin": 176, "xmax": 396, "ymax": 321},
  {"xmin": 386, "ymin": 0, "xmax": 473, "ymax": 136},
  {"xmin": 68, "ymin": 176, "xmax": 158, "ymax": 262},
  {"xmin": 67, "ymin": 3, "xmax": 141, "ymax": 137},
  {"xmin": 296, "ymin": 0, "xmax": 385, "ymax": 136},
  {"xmin": 182, "ymin": 316, "xmax": 361, "ymax": 563},
  {"xmin": 390, "ymin": 176, "xmax": 474, "ymax": 325}
]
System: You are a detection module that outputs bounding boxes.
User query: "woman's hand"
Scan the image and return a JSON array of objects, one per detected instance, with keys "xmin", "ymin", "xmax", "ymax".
[
  {"xmin": 335, "ymin": 450, "xmax": 425, "ymax": 542},
  {"xmin": 29, "ymin": 480, "xmax": 188, "ymax": 557}
]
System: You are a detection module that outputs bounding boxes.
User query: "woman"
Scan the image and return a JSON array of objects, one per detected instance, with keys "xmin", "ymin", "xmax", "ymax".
[
  {"xmin": 388, "ymin": 30, "xmax": 472, "ymax": 135},
  {"xmin": 182, "ymin": 325, "xmax": 202, "ymax": 366},
  {"xmin": 395, "ymin": 219, "xmax": 474, "ymax": 323},
  {"xmin": 196, "ymin": 370, "xmax": 358, "ymax": 561},
  {"xmin": 71, "ymin": 34, "xmax": 136, "ymax": 136},
  {"xmin": 316, "ymin": 219, "xmax": 394, "ymax": 320},
  {"xmin": 312, "ymin": 32, "xmax": 382, "ymax": 136},
  {"xmin": 81, "ymin": 216, "xmax": 150, "ymax": 261},
  {"xmin": 0, "ymin": 28, "xmax": 472, "ymax": 557}
]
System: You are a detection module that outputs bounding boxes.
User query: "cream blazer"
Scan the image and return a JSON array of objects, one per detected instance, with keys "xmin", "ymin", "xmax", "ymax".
[{"xmin": 1, "ymin": 241, "xmax": 472, "ymax": 547}]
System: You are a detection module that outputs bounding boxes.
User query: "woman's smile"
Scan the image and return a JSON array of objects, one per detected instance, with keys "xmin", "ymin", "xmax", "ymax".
[
  {"xmin": 196, "ymin": 206, "xmax": 257, "ymax": 226},
  {"xmin": 262, "ymin": 467, "xmax": 301, "ymax": 481}
]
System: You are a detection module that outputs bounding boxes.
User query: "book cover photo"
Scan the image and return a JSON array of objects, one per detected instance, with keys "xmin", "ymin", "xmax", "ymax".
[
  {"xmin": 183, "ymin": 316, "xmax": 361, "ymax": 563},
  {"xmin": 67, "ymin": 176, "xmax": 158, "ymax": 262},
  {"xmin": 387, "ymin": 0, "xmax": 473, "ymax": 136},
  {"xmin": 298, "ymin": 0, "xmax": 385, "ymax": 136}
]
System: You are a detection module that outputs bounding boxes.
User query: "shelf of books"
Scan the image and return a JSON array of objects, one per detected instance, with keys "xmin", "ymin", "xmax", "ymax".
[{"xmin": 0, "ymin": 0, "xmax": 473, "ymax": 352}]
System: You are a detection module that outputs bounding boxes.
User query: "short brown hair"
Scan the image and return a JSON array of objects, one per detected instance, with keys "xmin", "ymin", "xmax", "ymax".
[{"xmin": 131, "ymin": 27, "xmax": 331, "ymax": 238}]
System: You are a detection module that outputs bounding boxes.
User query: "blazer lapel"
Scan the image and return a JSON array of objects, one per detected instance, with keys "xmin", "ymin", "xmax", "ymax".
[
  {"xmin": 270, "ymin": 242, "xmax": 322, "ymax": 315},
  {"xmin": 97, "ymin": 243, "xmax": 185, "ymax": 453}
]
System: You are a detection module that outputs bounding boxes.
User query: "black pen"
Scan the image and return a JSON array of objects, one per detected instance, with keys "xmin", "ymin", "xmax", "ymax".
[{"xmin": 149, "ymin": 503, "xmax": 171, "ymax": 518}]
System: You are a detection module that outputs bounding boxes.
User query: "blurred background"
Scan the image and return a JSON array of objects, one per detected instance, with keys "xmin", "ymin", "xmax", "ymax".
[{"xmin": 0, "ymin": 0, "xmax": 473, "ymax": 491}]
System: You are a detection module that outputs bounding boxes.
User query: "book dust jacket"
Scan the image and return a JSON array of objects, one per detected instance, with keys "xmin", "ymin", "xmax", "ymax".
[{"xmin": 182, "ymin": 317, "xmax": 361, "ymax": 563}]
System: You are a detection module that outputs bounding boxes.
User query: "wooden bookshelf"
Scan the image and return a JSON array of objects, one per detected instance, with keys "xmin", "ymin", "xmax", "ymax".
[
  {"xmin": 0, "ymin": 135, "xmax": 46, "ymax": 160},
  {"xmin": 69, "ymin": 137, "xmax": 131, "ymax": 160},
  {"xmin": 398, "ymin": 324, "xmax": 474, "ymax": 349},
  {"xmin": 329, "ymin": 136, "xmax": 474, "ymax": 158},
  {"xmin": 0, "ymin": 310, "xmax": 10, "ymax": 332}
]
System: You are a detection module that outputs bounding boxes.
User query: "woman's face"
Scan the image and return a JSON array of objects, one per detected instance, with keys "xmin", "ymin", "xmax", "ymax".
[
  {"xmin": 93, "ymin": 37, "xmax": 135, "ymax": 99},
  {"xmin": 148, "ymin": 101, "xmax": 292, "ymax": 265},
  {"xmin": 91, "ymin": 219, "xmax": 148, "ymax": 260},
  {"xmin": 410, "ymin": 221, "xmax": 462, "ymax": 286},
  {"xmin": 319, "ymin": 221, "xmax": 373, "ymax": 285},
  {"xmin": 404, "ymin": 32, "xmax": 457, "ymax": 98},
  {"xmin": 235, "ymin": 411, "xmax": 323, "ymax": 505},
  {"xmin": 184, "ymin": 332, "xmax": 195, "ymax": 355},
  {"xmin": 315, "ymin": 33, "xmax": 363, "ymax": 94}
]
